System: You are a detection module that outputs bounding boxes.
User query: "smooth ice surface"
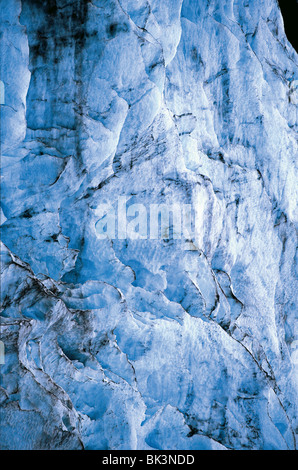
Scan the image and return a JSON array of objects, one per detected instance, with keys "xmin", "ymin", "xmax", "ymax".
[{"xmin": 0, "ymin": 0, "xmax": 297, "ymax": 450}]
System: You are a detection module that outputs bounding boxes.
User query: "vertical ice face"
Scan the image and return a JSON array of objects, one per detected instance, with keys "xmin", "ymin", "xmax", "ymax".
[{"xmin": 0, "ymin": 0, "xmax": 297, "ymax": 450}]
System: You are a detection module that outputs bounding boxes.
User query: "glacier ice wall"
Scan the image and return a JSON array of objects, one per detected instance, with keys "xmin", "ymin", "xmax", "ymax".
[{"xmin": 0, "ymin": 0, "xmax": 297, "ymax": 450}]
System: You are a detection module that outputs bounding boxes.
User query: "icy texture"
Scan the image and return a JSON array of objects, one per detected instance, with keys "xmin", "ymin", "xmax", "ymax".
[{"xmin": 0, "ymin": 0, "xmax": 297, "ymax": 450}]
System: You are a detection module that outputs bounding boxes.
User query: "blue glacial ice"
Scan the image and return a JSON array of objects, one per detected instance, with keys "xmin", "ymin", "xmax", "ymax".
[{"xmin": 0, "ymin": 0, "xmax": 297, "ymax": 450}]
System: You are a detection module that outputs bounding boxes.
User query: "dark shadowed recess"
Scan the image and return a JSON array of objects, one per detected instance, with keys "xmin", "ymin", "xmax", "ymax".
[
  {"xmin": 25, "ymin": 0, "xmax": 58, "ymax": 15},
  {"xmin": 278, "ymin": 0, "xmax": 298, "ymax": 52}
]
